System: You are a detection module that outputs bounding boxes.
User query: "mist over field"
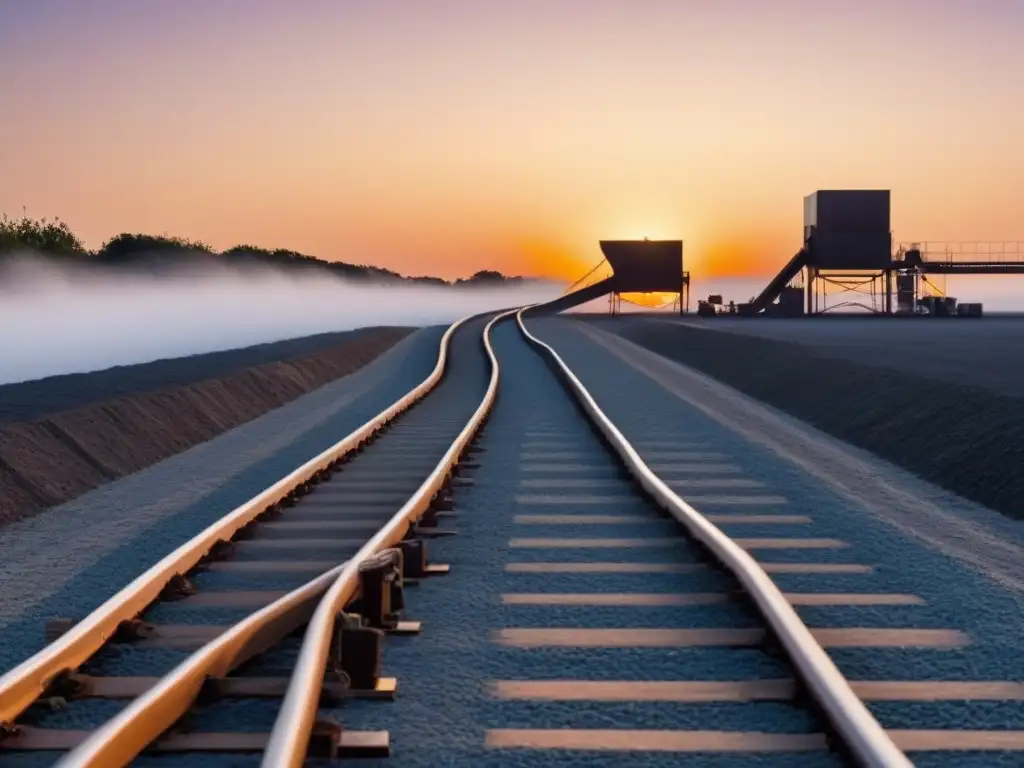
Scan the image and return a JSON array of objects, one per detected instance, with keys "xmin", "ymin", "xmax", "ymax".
[{"xmin": 0, "ymin": 254, "xmax": 563, "ymax": 385}]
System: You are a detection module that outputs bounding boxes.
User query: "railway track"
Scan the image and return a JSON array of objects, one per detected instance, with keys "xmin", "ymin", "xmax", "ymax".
[
  {"xmin": 0, "ymin": 313, "xmax": 500, "ymax": 766},
  {"xmin": 0, "ymin": 307, "xmax": 1017, "ymax": 766}
]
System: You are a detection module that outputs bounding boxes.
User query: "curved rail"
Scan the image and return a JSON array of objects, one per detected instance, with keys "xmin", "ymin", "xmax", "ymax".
[
  {"xmin": 0, "ymin": 317, "xmax": 469, "ymax": 728},
  {"xmin": 261, "ymin": 309, "xmax": 514, "ymax": 767},
  {"xmin": 515, "ymin": 310, "xmax": 912, "ymax": 768},
  {"xmin": 56, "ymin": 565, "xmax": 350, "ymax": 766}
]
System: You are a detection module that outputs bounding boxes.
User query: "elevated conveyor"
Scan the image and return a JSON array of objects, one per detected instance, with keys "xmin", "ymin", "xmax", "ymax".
[
  {"xmin": 749, "ymin": 248, "xmax": 809, "ymax": 314},
  {"xmin": 528, "ymin": 277, "xmax": 616, "ymax": 314},
  {"xmin": 530, "ymin": 239, "xmax": 686, "ymax": 316},
  {"xmin": 918, "ymin": 261, "xmax": 1024, "ymax": 275}
]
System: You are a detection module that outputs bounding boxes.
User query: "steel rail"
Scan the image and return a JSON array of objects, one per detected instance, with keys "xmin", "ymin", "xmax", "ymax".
[
  {"xmin": 261, "ymin": 309, "xmax": 514, "ymax": 768},
  {"xmin": 516, "ymin": 310, "xmax": 912, "ymax": 768},
  {"xmin": 55, "ymin": 562, "xmax": 350, "ymax": 766},
  {"xmin": 0, "ymin": 316, "xmax": 469, "ymax": 729}
]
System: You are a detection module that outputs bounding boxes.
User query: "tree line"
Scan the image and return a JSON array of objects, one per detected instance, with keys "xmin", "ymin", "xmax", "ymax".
[{"xmin": 0, "ymin": 213, "xmax": 521, "ymax": 286}]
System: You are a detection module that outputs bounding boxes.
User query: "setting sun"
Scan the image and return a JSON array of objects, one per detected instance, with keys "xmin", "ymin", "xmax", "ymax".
[
  {"xmin": 3, "ymin": 4, "xmax": 1024, "ymax": 763},
  {"xmin": 1, "ymin": 2, "xmax": 1021, "ymax": 288}
]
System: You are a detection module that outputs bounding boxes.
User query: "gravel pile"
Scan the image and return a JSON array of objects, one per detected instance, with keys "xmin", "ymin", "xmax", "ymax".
[
  {"xmin": 0, "ymin": 327, "xmax": 413, "ymax": 526},
  {"xmin": 613, "ymin": 320, "xmax": 1024, "ymax": 520}
]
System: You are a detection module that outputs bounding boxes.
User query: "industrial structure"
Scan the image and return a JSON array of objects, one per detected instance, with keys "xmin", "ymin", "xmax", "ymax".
[
  {"xmin": 740, "ymin": 190, "xmax": 894, "ymax": 316},
  {"xmin": 739, "ymin": 190, "xmax": 1024, "ymax": 317},
  {"xmin": 540, "ymin": 239, "xmax": 689, "ymax": 314},
  {"xmin": 542, "ymin": 190, "xmax": 1021, "ymax": 317}
]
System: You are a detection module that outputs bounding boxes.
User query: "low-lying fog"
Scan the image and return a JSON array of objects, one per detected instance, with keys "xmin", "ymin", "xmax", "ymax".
[{"xmin": 0, "ymin": 255, "xmax": 564, "ymax": 385}]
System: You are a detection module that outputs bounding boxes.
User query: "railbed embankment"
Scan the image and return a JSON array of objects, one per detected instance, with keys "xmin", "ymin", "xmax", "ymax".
[
  {"xmin": 606, "ymin": 319, "xmax": 1024, "ymax": 521},
  {"xmin": 0, "ymin": 326, "xmax": 413, "ymax": 527},
  {"xmin": 0, "ymin": 326, "xmax": 445, "ymax": 672}
]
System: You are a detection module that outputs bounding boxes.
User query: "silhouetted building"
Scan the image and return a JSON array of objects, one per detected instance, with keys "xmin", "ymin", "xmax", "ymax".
[{"xmin": 599, "ymin": 240, "xmax": 684, "ymax": 293}]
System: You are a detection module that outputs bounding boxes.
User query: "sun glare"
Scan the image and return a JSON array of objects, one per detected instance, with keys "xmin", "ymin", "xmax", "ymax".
[{"xmin": 619, "ymin": 291, "xmax": 680, "ymax": 308}]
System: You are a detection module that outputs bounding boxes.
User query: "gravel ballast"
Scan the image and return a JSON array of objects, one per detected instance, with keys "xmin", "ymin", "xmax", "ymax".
[
  {"xmin": 0, "ymin": 326, "xmax": 444, "ymax": 674},
  {"xmin": 522, "ymin": 317, "xmax": 1024, "ymax": 764},
  {"xmin": 603, "ymin": 317, "xmax": 1024, "ymax": 521}
]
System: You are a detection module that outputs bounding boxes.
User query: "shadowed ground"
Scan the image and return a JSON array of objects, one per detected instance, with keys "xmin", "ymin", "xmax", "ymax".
[
  {"xmin": 0, "ymin": 326, "xmax": 413, "ymax": 526},
  {"xmin": 590, "ymin": 316, "xmax": 1024, "ymax": 521}
]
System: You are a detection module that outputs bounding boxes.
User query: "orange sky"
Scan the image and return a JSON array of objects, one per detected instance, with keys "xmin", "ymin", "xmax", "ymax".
[{"xmin": 1, "ymin": 1, "xmax": 1022, "ymax": 282}]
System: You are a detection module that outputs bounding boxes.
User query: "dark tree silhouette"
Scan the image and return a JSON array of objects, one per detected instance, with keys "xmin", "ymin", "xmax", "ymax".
[
  {"xmin": 0, "ymin": 214, "xmax": 87, "ymax": 258},
  {"xmin": 0, "ymin": 212, "xmax": 523, "ymax": 285},
  {"xmin": 96, "ymin": 233, "xmax": 213, "ymax": 264}
]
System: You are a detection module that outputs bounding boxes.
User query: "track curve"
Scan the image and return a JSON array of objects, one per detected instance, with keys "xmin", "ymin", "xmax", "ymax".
[
  {"xmin": 517, "ymin": 310, "xmax": 908, "ymax": 767},
  {"xmin": 0, "ymin": 312, "xmax": 500, "ymax": 766},
  {"xmin": 2, "ymin": 308, "xmax": 1019, "ymax": 766}
]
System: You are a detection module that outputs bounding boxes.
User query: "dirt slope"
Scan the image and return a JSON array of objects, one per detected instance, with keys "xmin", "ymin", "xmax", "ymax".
[
  {"xmin": 614, "ymin": 321, "xmax": 1024, "ymax": 520},
  {"xmin": 0, "ymin": 327, "xmax": 412, "ymax": 526},
  {"xmin": 0, "ymin": 329, "xmax": 393, "ymax": 424}
]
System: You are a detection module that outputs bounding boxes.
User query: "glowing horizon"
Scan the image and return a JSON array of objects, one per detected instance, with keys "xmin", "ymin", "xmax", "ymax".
[{"xmin": 1, "ymin": 1, "xmax": 1022, "ymax": 283}]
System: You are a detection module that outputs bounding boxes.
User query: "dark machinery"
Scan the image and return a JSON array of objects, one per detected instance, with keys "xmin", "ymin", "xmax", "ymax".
[
  {"xmin": 741, "ymin": 190, "xmax": 892, "ymax": 316},
  {"xmin": 537, "ymin": 240, "xmax": 690, "ymax": 315},
  {"xmin": 537, "ymin": 192, "xmax": 1017, "ymax": 318},
  {"xmin": 739, "ymin": 191, "xmax": 1014, "ymax": 316}
]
